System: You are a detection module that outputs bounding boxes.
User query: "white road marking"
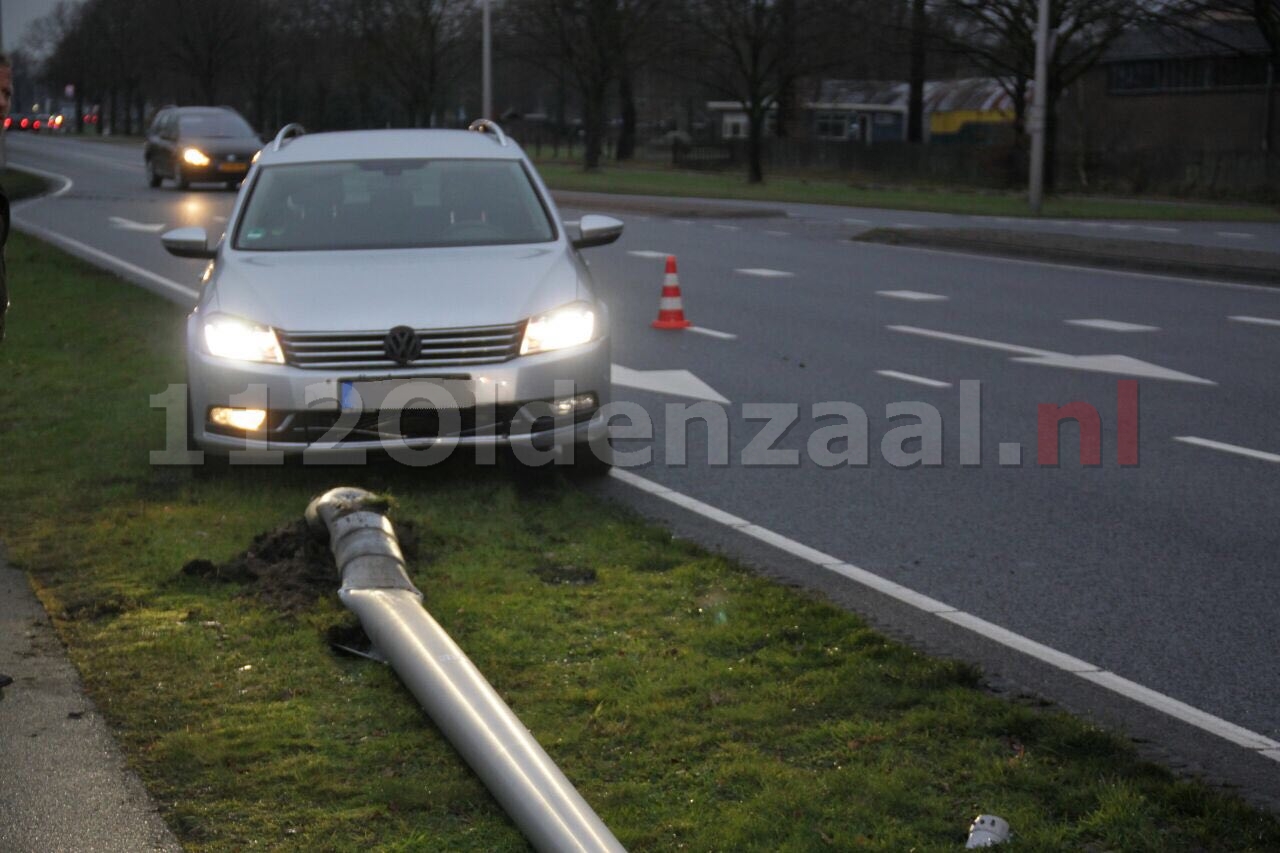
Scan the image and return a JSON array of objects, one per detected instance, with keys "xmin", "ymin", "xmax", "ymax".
[
  {"xmin": 1173, "ymin": 436, "xmax": 1280, "ymax": 464},
  {"xmin": 875, "ymin": 370, "xmax": 951, "ymax": 388},
  {"xmin": 628, "ymin": 250, "xmax": 670, "ymax": 259},
  {"xmin": 735, "ymin": 268, "xmax": 794, "ymax": 278},
  {"xmin": 671, "ymin": 219, "xmax": 694, "ymax": 225},
  {"xmin": 843, "ymin": 218, "xmax": 872, "ymax": 225},
  {"xmin": 1065, "ymin": 319, "xmax": 1159, "ymax": 333},
  {"xmin": 893, "ymin": 223, "xmax": 926, "ymax": 230},
  {"xmin": 1107, "ymin": 223, "xmax": 1134, "ymax": 231},
  {"xmin": 1141, "ymin": 226, "xmax": 1179, "ymax": 234},
  {"xmin": 764, "ymin": 230, "xmax": 790, "ymax": 237},
  {"xmin": 889, "ymin": 325, "xmax": 1215, "ymax": 384},
  {"xmin": 1016, "ymin": 353, "xmax": 1214, "ymax": 384},
  {"xmin": 109, "ymin": 216, "xmax": 167, "ymax": 233},
  {"xmin": 876, "ymin": 290, "xmax": 948, "ymax": 302},
  {"xmin": 860, "ymin": 241, "xmax": 1279, "ymax": 294},
  {"xmin": 1216, "ymin": 231, "xmax": 1255, "ymax": 239},
  {"xmin": 888, "ymin": 325, "xmax": 1055, "ymax": 357},
  {"xmin": 562, "ymin": 219, "xmax": 580, "ymax": 227},
  {"xmin": 1229, "ymin": 315, "xmax": 1280, "ymax": 328},
  {"xmin": 608, "ymin": 468, "xmax": 1280, "ymax": 757},
  {"xmin": 712, "ymin": 224, "xmax": 740, "ymax": 231},
  {"xmin": 1079, "ymin": 221, "xmax": 1103, "ymax": 228},
  {"xmin": 611, "ymin": 364, "xmax": 729, "ymax": 404},
  {"xmin": 8, "ymin": 162, "xmax": 75, "ymax": 199},
  {"xmin": 14, "ymin": 218, "xmax": 198, "ymax": 303},
  {"xmin": 688, "ymin": 326, "xmax": 738, "ymax": 341}
]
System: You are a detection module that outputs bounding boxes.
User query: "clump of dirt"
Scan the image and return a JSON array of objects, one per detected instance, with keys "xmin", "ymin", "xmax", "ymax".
[
  {"xmin": 182, "ymin": 517, "xmax": 424, "ymax": 614},
  {"xmin": 532, "ymin": 563, "xmax": 597, "ymax": 585}
]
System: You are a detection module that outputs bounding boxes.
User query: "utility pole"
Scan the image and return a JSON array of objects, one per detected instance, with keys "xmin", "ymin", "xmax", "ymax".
[
  {"xmin": 1028, "ymin": 0, "xmax": 1050, "ymax": 214},
  {"xmin": 482, "ymin": 0, "xmax": 492, "ymax": 120}
]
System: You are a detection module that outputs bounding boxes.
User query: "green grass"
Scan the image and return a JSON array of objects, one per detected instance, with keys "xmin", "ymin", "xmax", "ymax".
[
  {"xmin": 3, "ymin": 167, "xmax": 52, "ymax": 201},
  {"xmin": 534, "ymin": 159, "xmax": 1280, "ymax": 222},
  {"xmin": 2, "ymin": 234, "xmax": 1279, "ymax": 850}
]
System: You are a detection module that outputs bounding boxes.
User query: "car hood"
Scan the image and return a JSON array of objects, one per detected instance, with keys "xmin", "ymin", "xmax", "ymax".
[
  {"xmin": 207, "ymin": 245, "xmax": 586, "ymax": 331},
  {"xmin": 181, "ymin": 136, "xmax": 262, "ymax": 157}
]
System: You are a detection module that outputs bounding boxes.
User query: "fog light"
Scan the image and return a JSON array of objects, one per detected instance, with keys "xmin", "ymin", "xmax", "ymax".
[
  {"xmin": 551, "ymin": 393, "xmax": 598, "ymax": 416},
  {"xmin": 210, "ymin": 407, "xmax": 267, "ymax": 432}
]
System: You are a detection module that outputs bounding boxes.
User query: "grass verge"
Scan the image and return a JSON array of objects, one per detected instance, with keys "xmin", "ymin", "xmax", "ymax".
[
  {"xmin": 533, "ymin": 159, "xmax": 1280, "ymax": 222},
  {"xmin": 1, "ymin": 234, "xmax": 1278, "ymax": 851}
]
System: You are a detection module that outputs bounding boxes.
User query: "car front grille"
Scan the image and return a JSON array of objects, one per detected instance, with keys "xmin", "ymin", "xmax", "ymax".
[{"xmin": 278, "ymin": 321, "xmax": 527, "ymax": 370}]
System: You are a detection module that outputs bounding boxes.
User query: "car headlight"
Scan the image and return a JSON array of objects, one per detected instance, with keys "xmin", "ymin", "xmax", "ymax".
[
  {"xmin": 183, "ymin": 147, "xmax": 211, "ymax": 167},
  {"xmin": 203, "ymin": 315, "xmax": 285, "ymax": 364},
  {"xmin": 521, "ymin": 302, "xmax": 596, "ymax": 355}
]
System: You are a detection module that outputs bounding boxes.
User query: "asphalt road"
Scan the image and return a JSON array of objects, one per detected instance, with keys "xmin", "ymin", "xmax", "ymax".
[{"xmin": 7, "ymin": 133, "xmax": 1280, "ymax": 805}]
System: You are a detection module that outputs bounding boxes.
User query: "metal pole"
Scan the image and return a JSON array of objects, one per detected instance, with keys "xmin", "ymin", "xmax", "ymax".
[
  {"xmin": 1028, "ymin": 0, "xmax": 1050, "ymax": 214},
  {"xmin": 307, "ymin": 489, "xmax": 626, "ymax": 853},
  {"xmin": 482, "ymin": 0, "xmax": 492, "ymax": 120}
]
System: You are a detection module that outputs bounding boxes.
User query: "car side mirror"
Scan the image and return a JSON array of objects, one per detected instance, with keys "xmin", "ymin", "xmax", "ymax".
[
  {"xmin": 572, "ymin": 214, "xmax": 623, "ymax": 250},
  {"xmin": 162, "ymin": 227, "xmax": 216, "ymax": 259}
]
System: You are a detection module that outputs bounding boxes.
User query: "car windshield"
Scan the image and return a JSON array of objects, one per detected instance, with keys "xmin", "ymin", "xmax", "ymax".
[
  {"xmin": 178, "ymin": 112, "xmax": 256, "ymax": 138},
  {"xmin": 233, "ymin": 159, "xmax": 557, "ymax": 251}
]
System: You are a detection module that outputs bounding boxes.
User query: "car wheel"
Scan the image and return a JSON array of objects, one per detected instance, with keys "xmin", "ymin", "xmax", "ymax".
[
  {"xmin": 146, "ymin": 158, "xmax": 162, "ymax": 188},
  {"xmin": 175, "ymin": 163, "xmax": 190, "ymax": 191},
  {"xmin": 225, "ymin": 180, "xmax": 241, "ymax": 191}
]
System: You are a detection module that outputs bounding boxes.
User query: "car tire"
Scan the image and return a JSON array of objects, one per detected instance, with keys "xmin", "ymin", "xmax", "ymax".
[
  {"xmin": 146, "ymin": 158, "xmax": 162, "ymax": 188},
  {"xmin": 175, "ymin": 163, "xmax": 190, "ymax": 191},
  {"xmin": 225, "ymin": 180, "xmax": 240, "ymax": 191}
]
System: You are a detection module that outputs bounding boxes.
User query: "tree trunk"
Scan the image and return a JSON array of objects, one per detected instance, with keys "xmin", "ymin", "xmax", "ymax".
[
  {"xmin": 1044, "ymin": 88, "xmax": 1060, "ymax": 194},
  {"xmin": 907, "ymin": 0, "xmax": 926, "ymax": 143},
  {"xmin": 616, "ymin": 72, "xmax": 636, "ymax": 161},
  {"xmin": 581, "ymin": 82, "xmax": 607, "ymax": 171},
  {"xmin": 746, "ymin": 106, "xmax": 765, "ymax": 184}
]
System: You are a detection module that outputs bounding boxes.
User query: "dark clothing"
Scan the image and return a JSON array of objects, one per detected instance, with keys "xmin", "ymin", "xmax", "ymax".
[{"xmin": 0, "ymin": 183, "xmax": 7, "ymax": 342}]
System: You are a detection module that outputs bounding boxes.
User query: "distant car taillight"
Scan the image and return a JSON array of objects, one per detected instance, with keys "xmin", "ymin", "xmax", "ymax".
[{"xmin": 20, "ymin": 117, "xmax": 29, "ymax": 129}]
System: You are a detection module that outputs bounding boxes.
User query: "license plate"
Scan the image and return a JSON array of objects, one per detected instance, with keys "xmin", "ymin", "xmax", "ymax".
[
  {"xmin": 340, "ymin": 378, "xmax": 472, "ymax": 412},
  {"xmin": 217, "ymin": 162, "xmax": 249, "ymax": 173}
]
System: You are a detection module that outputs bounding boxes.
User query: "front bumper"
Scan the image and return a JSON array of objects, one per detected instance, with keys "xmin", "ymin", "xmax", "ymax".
[{"xmin": 187, "ymin": 334, "xmax": 611, "ymax": 457}]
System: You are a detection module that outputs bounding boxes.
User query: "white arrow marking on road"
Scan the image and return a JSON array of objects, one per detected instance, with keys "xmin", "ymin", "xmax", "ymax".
[
  {"xmin": 877, "ymin": 290, "xmax": 948, "ymax": 302},
  {"xmin": 109, "ymin": 216, "xmax": 167, "ymax": 233},
  {"xmin": 735, "ymin": 268, "xmax": 794, "ymax": 278},
  {"xmin": 1065, "ymin": 319, "xmax": 1158, "ymax": 333},
  {"xmin": 611, "ymin": 364, "xmax": 729, "ymax": 403},
  {"xmin": 627, "ymin": 250, "xmax": 671, "ymax": 259},
  {"xmin": 1174, "ymin": 436, "xmax": 1280, "ymax": 464},
  {"xmin": 1229, "ymin": 315, "xmax": 1280, "ymax": 328},
  {"xmin": 1216, "ymin": 231, "xmax": 1255, "ymax": 239},
  {"xmin": 888, "ymin": 325, "xmax": 1215, "ymax": 385}
]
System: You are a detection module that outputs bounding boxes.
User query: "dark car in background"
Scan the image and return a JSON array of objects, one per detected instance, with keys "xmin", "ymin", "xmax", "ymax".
[{"xmin": 144, "ymin": 106, "xmax": 262, "ymax": 190}]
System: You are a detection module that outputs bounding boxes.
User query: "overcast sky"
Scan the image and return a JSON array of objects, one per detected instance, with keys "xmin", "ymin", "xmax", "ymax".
[{"xmin": 2, "ymin": 0, "xmax": 59, "ymax": 55}]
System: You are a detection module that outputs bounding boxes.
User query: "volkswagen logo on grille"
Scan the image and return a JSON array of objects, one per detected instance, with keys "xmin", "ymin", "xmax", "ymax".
[{"xmin": 384, "ymin": 326, "xmax": 421, "ymax": 365}]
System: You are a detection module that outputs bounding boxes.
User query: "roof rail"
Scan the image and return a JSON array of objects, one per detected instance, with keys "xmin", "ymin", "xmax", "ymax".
[
  {"xmin": 272, "ymin": 123, "xmax": 306, "ymax": 151},
  {"xmin": 467, "ymin": 119, "xmax": 508, "ymax": 147}
]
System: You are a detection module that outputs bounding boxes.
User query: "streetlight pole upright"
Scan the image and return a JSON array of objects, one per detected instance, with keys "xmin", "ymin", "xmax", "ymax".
[
  {"xmin": 482, "ymin": 0, "xmax": 492, "ymax": 120},
  {"xmin": 1028, "ymin": 0, "xmax": 1050, "ymax": 214}
]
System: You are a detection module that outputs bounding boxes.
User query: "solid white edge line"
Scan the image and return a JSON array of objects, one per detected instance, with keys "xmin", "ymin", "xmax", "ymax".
[
  {"xmin": 14, "ymin": 218, "xmax": 198, "ymax": 302},
  {"xmin": 8, "ymin": 162, "xmax": 75, "ymax": 199},
  {"xmin": 689, "ymin": 326, "xmax": 738, "ymax": 341},
  {"xmin": 608, "ymin": 467, "xmax": 1280, "ymax": 757},
  {"xmin": 1077, "ymin": 671, "xmax": 1279, "ymax": 750},
  {"xmin": 856, "ymin": 240, "xmax": 1280, "ymax": 294},
  {"xmin": 1229, "ymin": 315, "xmax": 1280, "ymax": 328},
  {"xmin": 1173, "ymin": 436, "xmax": 1280, "ymax": 464},
  {"xmin": 876, "ymin": 370, "xmax": 952, "ymax": 389}
]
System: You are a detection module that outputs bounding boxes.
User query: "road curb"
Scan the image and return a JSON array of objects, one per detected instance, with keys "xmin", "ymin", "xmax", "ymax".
[
  {"xmin": 853, "ymin": 227, "xmax": 1280, "ymax": 286},
  {"xmin": 550, "ymin": 189, "xmax": 786, "ymax": 219}
]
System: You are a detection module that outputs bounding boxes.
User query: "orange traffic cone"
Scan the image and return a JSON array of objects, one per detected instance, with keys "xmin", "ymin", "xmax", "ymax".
[{"xmin": 651, "ymin": 255, "xmax": 692, "ymax": 330}]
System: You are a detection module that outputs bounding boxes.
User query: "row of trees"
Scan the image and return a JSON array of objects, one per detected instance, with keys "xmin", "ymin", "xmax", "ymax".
[{"xmin": 21, "ymin": 0, "xmax": 1280, "ymax": 187}]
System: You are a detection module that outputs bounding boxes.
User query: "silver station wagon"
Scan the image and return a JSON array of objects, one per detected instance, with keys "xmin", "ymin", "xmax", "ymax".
[{"xmin": 163, "ymin": 120, "xmax": 622, "ymax": 471}]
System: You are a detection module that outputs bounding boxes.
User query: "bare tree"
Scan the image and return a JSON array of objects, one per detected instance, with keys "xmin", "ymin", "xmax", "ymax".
[
  {"xmin": 350, "ymin": 0, "xmax": 469, "ymax": 127},
  {"xmin": 156, "ymin": 0, "xmax": 253, "ymax": 104},
  {"xmin": 939, "ymin": 0, "xmax": 1148, "ymax": 189}
]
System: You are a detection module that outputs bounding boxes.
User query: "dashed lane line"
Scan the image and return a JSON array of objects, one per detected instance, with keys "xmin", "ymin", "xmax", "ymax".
[
  {"xmin": 875, "ymin": 370, "xmax": 952, "ymax": 388},
  {"xmin": 1173, "ymin": 436, "xmax": 1280, "ymax": 464}
]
